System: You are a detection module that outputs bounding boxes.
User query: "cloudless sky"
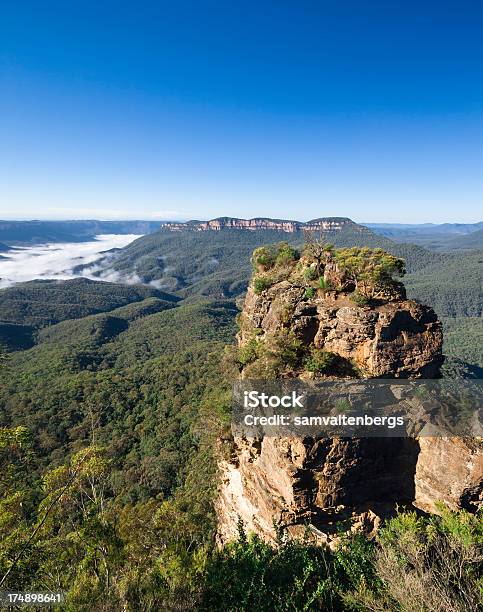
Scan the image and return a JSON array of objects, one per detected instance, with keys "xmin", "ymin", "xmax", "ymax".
[{"xmin": 0, "ymin": 0, "xmax": 482, "ymax": 223}]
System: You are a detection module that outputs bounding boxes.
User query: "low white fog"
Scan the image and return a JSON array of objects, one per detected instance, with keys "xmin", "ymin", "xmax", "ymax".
[{"xmin": 0, "ymin": 234, "xmax": 141, "ymax": 288}]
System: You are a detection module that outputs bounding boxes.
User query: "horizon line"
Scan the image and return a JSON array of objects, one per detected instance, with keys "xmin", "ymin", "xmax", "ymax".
[{"xmin": 0, "ymin": 216, "xmax": 482, "ymax": 226}]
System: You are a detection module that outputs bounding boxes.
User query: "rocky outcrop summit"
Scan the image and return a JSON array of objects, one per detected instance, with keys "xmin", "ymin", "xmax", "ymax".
[
  {"xmin": 216, "ymin": 242, "xmax": 482, "ymax": 546},
  {"xmin": 239, "ymin": 281, "xmax": 442, "ymax": 379}
]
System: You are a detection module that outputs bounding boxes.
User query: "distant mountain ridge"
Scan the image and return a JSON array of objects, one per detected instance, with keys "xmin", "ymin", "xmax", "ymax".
[
  {"xmin": 161, "ymin": 216, "xmax": 361, "ymax": 232},
  {"xmin": 2, "ymin": 217, "xmax": 481, "ymax": 247},
  {"xmin": 367, "ymin": 221, "xmax": 483, "ymax": 234},
  {"xmin": 0, "ymin": 220, "xmax": 163, "ymax": 246},
  {"xmin": 442, "ymin": 228, "xmax": 483, "ymax": 251},
  {"xmin": 367, "ymin": 221, "xmax": 483, "ymax": 250},
  {"xmin": 0, "ymin": 218, "xmax": 362, "ymax": 246}
]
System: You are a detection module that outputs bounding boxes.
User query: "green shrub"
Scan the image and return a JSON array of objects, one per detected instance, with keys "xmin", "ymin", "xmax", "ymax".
[
  {"xmin": 202, "ymin": 527, "xmax": 378, "ymax": 611},
  {"xmin": 350, "ymin": 290, "xmax": 369, "ymax": 306},
  {"xmin": 241, "ymin": 356, "xmax": 281, "ymax": 379},
  {"xmin": 275, "ymin": 242, "xmax": 299, "ymax": 267},
  {"xmin": 202, "ymin": 507, "xmax": 482, "ymax": 612},
  {"xmin": 253, "ymin": 275, "xmax": 274, "ymax": 294},
  {"xmin": 304, "ymin": 287, "xmax": 315, "ymax": 299},
  {"xmin": 252, "ymin": 243, "xmax": 299, "ymax": 272},
  {"xmin": 335, "ymin": 246, "xmax": 406, "ymax": 299},
  {"xmin": 239, "ymin": 329, "xmax": 305, "ymax": 377},
  {"xmin": 303, "ymin": 266, "xmax": 318, "ymax": 281},
  {"xmin": 252, "ymin": 246, "xmax": 276, "ymax": 271},
  {"xmin": 304, "ymin": 348, "xmax": 337, "ymax": 373},
  {"xmin": 202, "ymin": 531, "xmax": 334, "ymax": 610},
  {"xmin": 349, "ymin": 506, "xmax": 483, "ymax": 611},
  {"xmin": 237, "ymin": 338, "xmax": 260, "ymax": 366},
  {"xmin": 269, "ymin": 330, "xmax": 305, "ymax": 369},
  {"xmin": 317, "ymin": 277, "xmax": 327, "ymax": 290}
]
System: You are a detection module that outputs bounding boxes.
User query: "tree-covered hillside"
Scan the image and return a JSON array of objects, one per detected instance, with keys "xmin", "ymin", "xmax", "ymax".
[
  {"xmin": 94, "ymin": 226, "xmax": 442, "ymax": 298},
  {"xmin": 0, "ymin": 297, "xmax": 237, "ymax": 484},
  {"xmin": 404, "ymin": 249, "xmax": 482, "ymax": 318},
  {"xmin": 441, "ymin": 228, "xmax": 483, "ymax": 251},
  {"xmin": 0, "ymin": 296, "xmax": 239, "ymax": 608},
  {"xmin": 441, "ymin": 316, "xmax": 483, "ymax": 370},
  {"xmin": 1, "ymin": 230, "xmax": 480, "ymax": 370},
  {"xmin": 0, "ymin": 322, "xmax": 35, "ymax": 351},
  {"xmin": 368, "ymin": 221, "xmax": 483, "ymax": 250},
  {"xmin": 0, "ymin": 278, "xmax": 179, "ymax": 329}
]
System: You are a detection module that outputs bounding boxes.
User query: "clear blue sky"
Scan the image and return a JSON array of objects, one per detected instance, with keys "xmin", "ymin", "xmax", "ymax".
[{"xmin": 1, "ymin": 0, "xmax": 482, "ymax": 223}]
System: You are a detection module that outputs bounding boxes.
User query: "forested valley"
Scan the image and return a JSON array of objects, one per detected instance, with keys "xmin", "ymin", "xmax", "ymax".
[{"xmin": 0, "ymin": 224, "xmax": 481, "ymax": 610}]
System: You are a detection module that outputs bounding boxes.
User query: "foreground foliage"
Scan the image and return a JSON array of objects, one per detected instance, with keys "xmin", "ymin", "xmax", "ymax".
[{"xmin": 1, "ymin": 432, "xmax": 480, "ymax": 611}]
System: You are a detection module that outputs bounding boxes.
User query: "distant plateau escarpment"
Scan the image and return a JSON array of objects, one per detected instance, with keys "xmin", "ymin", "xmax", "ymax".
[{"xmin": 161, "ymin": 216, "xmax": 361, "ymax": 233}]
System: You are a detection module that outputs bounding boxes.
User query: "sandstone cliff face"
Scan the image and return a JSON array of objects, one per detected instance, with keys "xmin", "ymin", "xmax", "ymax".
[
  {"xmin": 161, "ymin": 216, "xmax": 359, "ymax": 233},
  {"xmin": 415, "ymin": 437, "xmax": 482, "ymax": 513},
  {"xmin": 217, "ymin": 436, "xmax": 421, "ymax": 546},
  {"xmin": 216, "ymin": 261, "xmax": 481, "ymax": 545}
]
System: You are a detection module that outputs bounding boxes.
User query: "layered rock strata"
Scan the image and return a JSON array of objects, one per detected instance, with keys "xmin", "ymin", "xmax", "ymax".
[{"xmin": 161, "ymin": 217, "xmax": 359, "ymax": 233}]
